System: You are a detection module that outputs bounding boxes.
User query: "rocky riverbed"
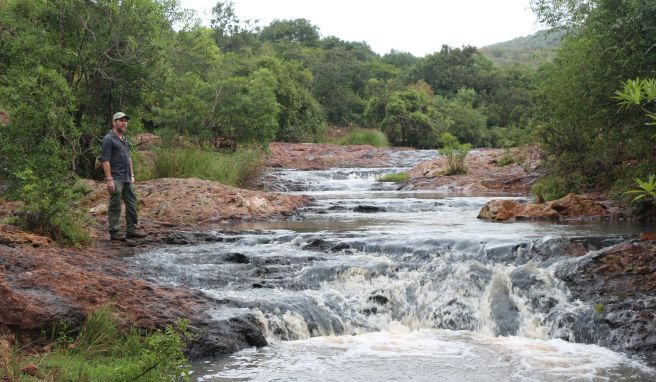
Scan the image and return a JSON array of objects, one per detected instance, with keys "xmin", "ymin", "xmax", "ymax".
[{"xmin": 1, "ymin": 143, "xmax": 655, "ymax": 377}]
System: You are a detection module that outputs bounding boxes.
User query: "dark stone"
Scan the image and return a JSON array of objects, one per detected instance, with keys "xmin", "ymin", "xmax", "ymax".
[
  {"xmin": 368, "ymin": 294, "xmax": 389, "ymax": 305},
  {"xmin": 489, "ymin": 281, "xmax": 519, "ymax": 336},
  {"xmin": 353, "ymin": 205, "xmax": 386, "ymax": 213},
  {"xmin": 224, "ymin": 253, "xmax": 249, "ymax": 264},
  {"xmin": 186, "ymin": 312, "xmax": 267, "ymax": 359}
]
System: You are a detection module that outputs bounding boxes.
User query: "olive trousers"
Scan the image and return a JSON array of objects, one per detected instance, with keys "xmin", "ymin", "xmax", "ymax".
[{"xmin": 108, "ymin": 181, "xmax": 139, "ymax": 235}]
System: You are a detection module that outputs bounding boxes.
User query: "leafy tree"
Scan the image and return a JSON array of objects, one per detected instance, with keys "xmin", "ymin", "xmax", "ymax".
[
  {"xmin": 210, "ymin": 0, "xmax": 261, "ymax": 52},
  {"xmin": 260, "ymin": 19, "xmax": 321, "ymax": 47},
  {"xmin": 409, "ymin": 45, "xmax": 495, "ymax": 97},
  {"xmin": 311, "ymin": 48, "xmax": 367, "ymax": 125},
  {"xmin": 381, "ymin": 50, "xmax": 419, "ymax": 70},
  {"xmin": 380, "ymin": 89, "xmax": 444, "ymax": 148},
  {"xmin": 216, "ymin": 68, "xmax": 280, "ymax": 146},
  {"xmin": 256, "ymin": 56, "xmax": 325, "ymax": 142},
  {"xmin": 434, "ymin": 88, "xmax": 488, "ymax": 146}
]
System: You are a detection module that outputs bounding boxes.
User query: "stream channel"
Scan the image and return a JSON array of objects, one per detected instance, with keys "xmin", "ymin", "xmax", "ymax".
[{"xmin": 135, "ymin": 150, "xmax": 656, "ymax": 381}]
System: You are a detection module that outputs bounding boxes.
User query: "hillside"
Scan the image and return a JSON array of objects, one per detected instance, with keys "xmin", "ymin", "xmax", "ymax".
[{"xmin": 480, "ymin": 30, "xmax": 562, "ymax": 67}]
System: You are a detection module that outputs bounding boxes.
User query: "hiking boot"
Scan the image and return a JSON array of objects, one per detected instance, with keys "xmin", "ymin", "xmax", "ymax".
[
  {"xmin": 126, "ymin": 230, "xmax": 148, "ymax": 239},
  {"xmin": 110, "ymin": 233, "xmax": 126, "ymax": 241}
]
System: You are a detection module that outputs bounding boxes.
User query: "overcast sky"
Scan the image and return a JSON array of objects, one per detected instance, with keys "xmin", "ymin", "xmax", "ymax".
[{"xmin": 180, "ymin": 0, "xmax": 541, "ymax": 57}]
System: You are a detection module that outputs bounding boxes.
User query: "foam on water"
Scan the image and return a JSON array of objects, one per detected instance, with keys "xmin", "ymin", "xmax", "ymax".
[{"xmin": 194, "ymin": 325, "xmax": 654, "ymax": 382}]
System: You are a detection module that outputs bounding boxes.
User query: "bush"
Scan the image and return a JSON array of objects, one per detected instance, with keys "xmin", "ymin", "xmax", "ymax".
[
  {"xmin": 150, "ymin": 147, "xmax": 264, "ymax": 187},
  {"xmin": 439, "ymin": 133, "xmax": 471, "ymax": 175},
  {"xmin": 496, "ymin": 151, "xmax": 527, "ymax": 167},
  {"xmin": 2, "ymin": 305, "xmax": 191, "ymax": 382},
  {"xmin": 11, "ymin": 169, "xmax": 90, "ymax": 246},
  {"xmin": 336, "ymin": 128, "xmax": 389, "ymax": 147},
  {"xmin": 532, "ymin": 173, "xmax": 586, "ymax": 202},
  {"xmin": 378, "ymin": 172, "xmax": 410, "ymax": 182}
]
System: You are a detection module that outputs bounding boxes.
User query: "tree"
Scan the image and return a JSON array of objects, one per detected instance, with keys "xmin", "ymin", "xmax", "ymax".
[
  {"xmin": 210, "ymin": 0, "xmax": 260, "ymax": 52},
  {"xmin": 380, "ymin": 89, "xmax": 444, "ymax": 148},
  {"xmin": 434, "ymin": 88, "xmax": 488, "ymax": 146},
  {"xmin": 260, "ymin": 19, "xmax": 321, "ymax": 47},
  {"xmin": 256, "ymin": 56, "xmax": 325, "ymax": 142},
  {"xmin": 381, "ymin": 50, "xmax": 419, "ymax": 70},
  {"xmin": 216, "ymin": 68, "xmax": 280, "ymax": 146},
  {"xmin": 409, "ymin": 45, "xmax": 495, "ymax": 97}
]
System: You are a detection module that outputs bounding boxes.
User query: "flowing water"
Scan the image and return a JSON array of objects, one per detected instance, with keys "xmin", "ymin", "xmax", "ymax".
[{"xmin": 135, "ymin": 150, "xmax": 655, "ymax": 381}]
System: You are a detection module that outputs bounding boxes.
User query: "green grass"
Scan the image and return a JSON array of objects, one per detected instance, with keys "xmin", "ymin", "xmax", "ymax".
[
  {"xmin": 377, "ymin": 172, "xmax": 410, "ymax": 182},
  {"xmin": 149, "ymin": 147, "xmax": 264, "ymax": 187},
  {"xmin": 1, "ymin": 306, "xmax": 191, "ymax": 382},
  {"xmin": 496, "ymin": 153, "xmax": 527, "ymax": 167},
  {"xmin": 334, "ymin": 128, "xmax": 389, "ymax": 147}
]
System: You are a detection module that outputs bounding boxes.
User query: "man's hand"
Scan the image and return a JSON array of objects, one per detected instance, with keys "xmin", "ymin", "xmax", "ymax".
[
  {"xmin": 131, "ymin": 175, "xmax": 135, "ymax": 184},
  {"xmin": 107, "ymin": 179, "xmax": 115, "ymax": 193}
]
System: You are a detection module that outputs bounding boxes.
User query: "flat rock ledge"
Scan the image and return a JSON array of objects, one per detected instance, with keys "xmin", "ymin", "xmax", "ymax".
[{"xmin": 477, "ymin": 193, "xmax": 627, "ymax": 222}]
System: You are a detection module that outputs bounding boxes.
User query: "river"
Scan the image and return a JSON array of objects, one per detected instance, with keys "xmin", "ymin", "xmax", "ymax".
[{"xmin": 135, "ymin": 150, "xmax": 656, "ymax": 381}]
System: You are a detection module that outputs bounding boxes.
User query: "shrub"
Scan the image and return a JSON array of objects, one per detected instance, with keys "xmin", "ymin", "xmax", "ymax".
[
  {"xmin": 439, "ymin": 133, "xmax": 471, "ymax": 175},
  {"xmin": 532, "ymin": 173, "xmax": 586, "ymax": 202},
  {"xmin": 378, "ymin": 172, "xmax": 410, "ymax": 182},
  {"xmin": 336, "ymin": 128, "xmax": 389, "ymax": 147},
  {"xmin": 150, "ymin": 147, "xmax": 264, "ymax": 187},
  {"xmin": 496, "ymin": 151, "xmax": 527, "ymax": 167},
  {"xmin": 11, "ymin": 168, "xmax": 90, "ymax": 246}
]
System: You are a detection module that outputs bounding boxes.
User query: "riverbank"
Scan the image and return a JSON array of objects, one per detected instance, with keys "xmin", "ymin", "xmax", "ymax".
[{"xmin": 0, "ymin": 177, "xmax": 309, "ymax": 362}]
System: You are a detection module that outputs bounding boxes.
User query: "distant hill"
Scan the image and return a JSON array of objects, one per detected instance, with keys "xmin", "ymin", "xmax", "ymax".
[{"xmin": 480, "ymin": 30, "xmax": 563, "ymax": 68}]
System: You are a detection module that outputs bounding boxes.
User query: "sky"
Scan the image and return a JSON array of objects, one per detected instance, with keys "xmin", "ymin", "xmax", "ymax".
[{"xmin": 180, "ymin": 0, "xmax": 541, "ymax": 57}]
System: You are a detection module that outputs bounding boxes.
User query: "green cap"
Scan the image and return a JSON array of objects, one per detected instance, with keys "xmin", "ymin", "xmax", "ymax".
[{"xmin": 112, "ymin": 112, "xmax": 130, "ymax": 120}]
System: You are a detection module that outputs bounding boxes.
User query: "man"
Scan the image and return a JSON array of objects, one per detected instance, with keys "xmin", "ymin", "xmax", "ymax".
[{"xmin": 101, "ymin": 112, "xmax": 147, "ymax": 241}]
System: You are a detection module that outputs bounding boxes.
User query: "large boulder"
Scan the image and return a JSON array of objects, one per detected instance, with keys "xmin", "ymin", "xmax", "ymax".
[{"xmin": 478, "ymin": 193, "xmax": 610, "ymax": 221}]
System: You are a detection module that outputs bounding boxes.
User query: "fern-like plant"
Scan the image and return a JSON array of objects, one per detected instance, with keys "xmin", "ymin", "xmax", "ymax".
[{"xmin": 625, "ymin": 174, "xmax": 656, "ymax": 203}]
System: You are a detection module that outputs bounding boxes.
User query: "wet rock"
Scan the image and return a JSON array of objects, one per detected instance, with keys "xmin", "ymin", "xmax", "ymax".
[
  {"xmin": 489, "ymin": 280, "xmax": 520, "ymax": 336},
  {"xmin": 302, "ymin": 238, "xmax": 332, "ymax": 251},
  {"xmin": 478, "ymin": 193, "xmax": 620, "ymax": 222},
  {"xmin": 477, "ymin": 200, "xmax": 529, "ymax": 221},
  {"xmin": 510, "ymin": 266, "xmax": 545, "ymax": 290},
  {"xmin": 353, "ymin": 205, "xmax": 386, "ymax": 213},
  {"xmin": 555, "ymin": 240, "xmax": 656, "ymax": 365},
  {"xmin": 186, "ymin": 312, "xmax": 267, "ymax": 358},
  {"xmin": 368, "ymin": 294, "xmax": 389, "ymax": 305},
  {"xmin": 224, "ymin": 253, "xmax": 249, "ymax": 264}
]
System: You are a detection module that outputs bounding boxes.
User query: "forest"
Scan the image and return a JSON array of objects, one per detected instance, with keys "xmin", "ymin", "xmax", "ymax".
[{"xmin": 0, "ymin": 0, "xmax": 655, "ymax": 244}]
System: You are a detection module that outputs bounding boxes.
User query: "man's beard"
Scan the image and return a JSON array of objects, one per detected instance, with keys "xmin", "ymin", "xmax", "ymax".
[{"xmin": 116, "ymin": 125, "xmax": 126, "ymax": 134}]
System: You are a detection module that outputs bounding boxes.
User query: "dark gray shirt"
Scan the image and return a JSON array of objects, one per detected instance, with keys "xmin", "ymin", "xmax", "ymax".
[{"xmin": 101, "ymin": 131, "xmax": 132, "ymax": 182}]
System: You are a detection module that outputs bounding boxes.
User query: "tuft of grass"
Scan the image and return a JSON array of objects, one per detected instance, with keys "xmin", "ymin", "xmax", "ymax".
[
  {"xmin": 334, "ymin": 128, "xmax": 389, "ymax": 147},
  {"xmin": 497, "ymin": 153, "xmax": 527, "ymax": 167},
  {"xmin": 149, "ymin": 147, "xmax": 264, "ymax": 187},
  {"xmin": 378, "ymin": 172, "xmax": 410, "ymax": 182},
  {"xmin": 1, "ymin": 305, "xmax": 191, "ymax": 382}
]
